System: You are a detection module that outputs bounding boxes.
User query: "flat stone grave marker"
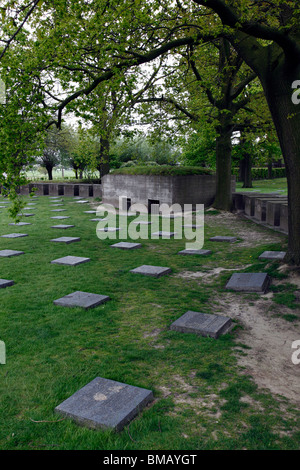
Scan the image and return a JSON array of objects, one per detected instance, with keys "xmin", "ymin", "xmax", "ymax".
[
  {"xmin": 51, "ymin": 209, "xmax": 67, "ymax": 212},
  {"xmin": 84, "ymin": 210, "xmax": 96, "ymax": 214},
  {"xmin": 0, "ymin": 206, "xmax": 7, "ymax": 208},
  {"xmin": 17, "ymin": 213, "xmax": 34, "ymax": 217},
  {"xmin": 75, "ymin": 200, "xmax": 89, "ymax": 203},
  {"xmin": 133, "ymin": 221, "xmax": 152, "ymax": 225},
  {"xmin": 23, "ymin": 207, "xmax": 36, "ymax": 210},
  {"xmin": 51, "ymin": 204, "xmax": 64, "ymax": 207},
  {"xmin": 9, "ymin": 222, "xmax": 31, "ymax": 226},
  {"xmin": 130, "ymin": 265, "xmax": 172, "ymax": 278},
  {"xmin": 258, "ymin": 251, "xmax": 286, "ymax": 261},
  {"xmin": 50, "ymin": 216, "xmax": 70, "ymax": 220},
  {"xmin": 97, "ymin": 227, "xmax": 121, "ymax": 232},
  {"xmin": 151, "ymin": 231, "xmax": 177, "ymax": 238},
  {"xmin": 50, "ymin": 237, "xmax": 80, "ymax": 244},
  {"xmin": 51, "ymin": 255, "xmax": 90, "ymax": 266},
  {"xmin": 170, "ymin": 310, "xmax": 232, "ymax": 339},
  {"xmin": 111, "ymin": 242, "xmax": 142, "ymax": 250},
  {"xmin": 178, "ymin": 249, "xmax": 212, "ymax": 256},
  {"xmin": 54, "ymin": 376, "xmax": 153, "ymax": 431},
  {"xmin": 0, "ymin": 279, "xmax": 14, "ymax": 288},
  {"xmin": 54, "ymin": 291, "xmax": 110, "ymax": 309},
  {"xmin": 225, "ymin": 272, "xmax": 270, "ymax": 293},
  {"xmin": 90, "ymin": 218, "xmax": 107, "ymax": 222},
  {"xmin": 1, "ymin": 233, "xmax": 28, "ymax": 238},
  {"xmin": 0, "ymin": 250, "xmax": 24, "ymax": 257},
  {"xmin": 210, "ymin": 236, "xmax": 237, "ymax": 243},
  {"xmin": 51, "ymin": 225, "xmax": 75, "ymax": 229}
]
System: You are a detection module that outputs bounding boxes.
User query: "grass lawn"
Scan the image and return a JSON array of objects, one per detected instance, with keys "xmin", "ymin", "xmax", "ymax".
[
  {"xmin": 0, "ymin": 193, "xmax": 299, "ymax": 450},
  {"xmin": 235, "ymin": 177, "xmax": 288, "ymax": 195}
]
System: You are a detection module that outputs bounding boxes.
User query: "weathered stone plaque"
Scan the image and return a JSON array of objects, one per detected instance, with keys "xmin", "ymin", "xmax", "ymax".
[
  {"xmin": 178, "ymin": 249, "xmax": 212, "ymax": 256},
  {"xmin": 0, "ymin": 250, "xmax": 24, "ymax": 257},
  {"xmin": 50, "ymin": 237, "xmax": 80, "ymax": 244},
  {"xmin": 110, "ymin": 242, "xmax": 142, "ymax": 250},
  {"xmin": 258, "ymin": 251, "xmax": 286, "ymax": 261},
  {"xmin": 170, "ymin": 310, "xmax": 232, "ymax": 339},
  {"xmin": 225, "ymin": 272, "xmax": 270, "ymax": 293},
  {"xmin": 209, "ymin": 236, "xmax": 237, "ymax": 243},
  {"xmin": 51, "ymin": 256, "xmax": 90, "ymax": 266},
  {"xmin": 54, "ymin": 377, "xmax": 153, "ymax": 431},
  {"xmin": 130, "ymin": 265, "xmax": 172, "ymax": 278},
  {"xmin": 1, "ymin": 233, "xmax": 28, "ymax": 238},
  {"xmin": 151, "ymin": 231, "xmax": 177, "ymax": 238},
  {"xmin": 0, "ymin": 279, "xmax": 14, "ymax": 288},
  {"xmin": 53, "ymin": 291, "xmax": 110, "ymax": 309},
  {"xmin": 51, "ymin": 225, "xmax": 75, "ymax": 229}
]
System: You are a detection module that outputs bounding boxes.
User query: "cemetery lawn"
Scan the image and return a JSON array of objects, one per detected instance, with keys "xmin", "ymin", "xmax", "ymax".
[
  {"xmin": 0, "ymin": 195, "xmax": 299, "ymax": 450},
  {"xmin": 236, "ymin": 177, "xmax": 288, "ymax": 195}
]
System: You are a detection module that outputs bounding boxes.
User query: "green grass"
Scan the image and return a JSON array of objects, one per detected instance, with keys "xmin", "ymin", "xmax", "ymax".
[
  {"xmin": 0, "ymin": 195, "xmax": 299, "ymax": 450},
  {"xmin": 235, "ymin": 177, "xmax": 288, "ymax": 195}
]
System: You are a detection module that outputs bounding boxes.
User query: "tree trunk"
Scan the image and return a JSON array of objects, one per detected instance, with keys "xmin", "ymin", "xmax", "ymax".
[
  {"xmin": 214, "ymin": 114, "xmax": 233, "ymax": 211},
  {"xmin": 267, "ymin": 161, "xmax": 273, "ymax": 179},
  {"xmin": 98, "ymin": 137, "xmax": 110, "ymax": 179},
  {"xmin": 261, "ymin": 61, "xmax": 300, "ymax": 264},
  {"xmin": 242, "ymin": 154, "xmax": 252, "ymax": 188},
  {"xmin": 46, "ymin": 166, "xmax": 53, "ymax": 180}
]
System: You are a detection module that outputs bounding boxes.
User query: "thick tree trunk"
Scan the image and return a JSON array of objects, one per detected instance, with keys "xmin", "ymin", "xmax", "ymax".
[
  {"xmin": 267, "ymin": 161, "xmax": 273, "ymax": 179},
  {"xmin": 261, "ymin": 61, "xmax": 300, "ymax": 264},
  {"xmin": 214, "ymin": 114, "xmax": 233, "ymax": 211},
  {"xmin": 46, "ymin": 166, "xmax": 53, "ymax": 180},
  {"xmin": 98, "ymin": 137, "xmax": 110, "ymax": 179},
  {"xmin": 242, "ymin": 154, "xmax": 252, "ymax": 188}
]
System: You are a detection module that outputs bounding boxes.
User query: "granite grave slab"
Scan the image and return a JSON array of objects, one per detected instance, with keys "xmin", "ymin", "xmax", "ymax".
[
  {"xmin": 178, "ymin": 249, "xmax": 212, "ymax": 256},
  {"xmin": 151, "ymin": 231, "xmax": 177, "ymax": 238},
  {"xmin": 8, "ymin": 222, "xmax": 31, "ymax": 226},
  {"xmin": 0, "ymin": 279, "xmax": 14, "ymax": 288},
  {"xmin": 111, "ymin": 242, "xmax": 142, "ymax": 250},
  {"xmin": 50, "ymin": 237, "xmax": 81, "ymax": 244},
  {"xmin": 0, "ymin": 250, "xmax": 24, "ymax": 257},
  {"xmin": 51, "ymin": 256, "xmax": 90, "ymax": 266},
  {"xmin": 170, "ymin": 310, "xmax": 232, "ymax": 339},
  {"xmin": 130, "ymin": 265, "xmax": 172, "ymax": 278},
  {"xmin": 54, "ymin": 291, "xmax": 110, "ymax": 309},
  {"xmin": 225, "ymin": 272, "xmax": 270, "ymax": 293},
  {"xmin": 54, "ymin": 377, "xmax": 153, "ymax": 431},
  {"xmin": 1, "ymin": 233, "xmax": 28, "ymax": 238},
  {"xmin": 209, "ymin": 236, "xmax": 237, "ymax": 243},
  {"xmin": 51, "ymin": 225, "xmax": 75, "ymax": 229},
  {"xmin": 258, "ymin": 251, "xmax": 286, "ymax": 261}
]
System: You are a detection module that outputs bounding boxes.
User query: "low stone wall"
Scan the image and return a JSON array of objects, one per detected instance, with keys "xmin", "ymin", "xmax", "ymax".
[
  {"xmin": 102, "ymin": 174, "xmax": 236, "ymax": 210},
  {"xmin": 16, "ymin": 182, "xmax": 102, "ymax": 198},
  {"xmin": 232, "ymin": 191, "xmax": 288, "ymax": 233}
]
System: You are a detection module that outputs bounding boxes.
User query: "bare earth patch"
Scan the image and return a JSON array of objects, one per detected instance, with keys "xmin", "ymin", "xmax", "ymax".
[
  {"xmin": 205, "ymin": 211, "xmax": 284, "ymax": 247},
  {"xmin": 217, "ymin": 291, "xmax": 300, "ymax": 405}
]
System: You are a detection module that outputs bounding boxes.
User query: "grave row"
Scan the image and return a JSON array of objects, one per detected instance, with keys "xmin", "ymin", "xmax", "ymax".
[{"xmin": 0, "ymin": 194, "xmax": 285, "ymax": 432}]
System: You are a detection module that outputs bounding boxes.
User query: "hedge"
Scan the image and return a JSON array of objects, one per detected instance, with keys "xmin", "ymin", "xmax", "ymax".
[
  {"xmin": 232, "ymin": 167, "xmax": 286, "ymax": 181},
  {"xmin": 111, "ymin": 165, "xmax": 214, "ymax": 176}
]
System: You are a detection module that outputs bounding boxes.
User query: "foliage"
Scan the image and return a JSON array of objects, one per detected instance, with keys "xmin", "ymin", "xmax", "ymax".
[{"xmin": 111, "ymin": 165, "xmax": 214, "ymax": 176}]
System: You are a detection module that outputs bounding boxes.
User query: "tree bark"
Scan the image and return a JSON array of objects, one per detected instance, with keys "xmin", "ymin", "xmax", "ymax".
[
  {"xmin": 259, "ymin": 59, "xmax": 300, "ymax": 264},
  {"xmin": 46, "ymin": 166, "xmax": 53, "ymax": 180},
  {"xmin": 242, "ymin": 153, "xmax": 252, "ymax": 188},
  {"xmin": 214, "ymin": 113, "xmax": 233, "ymax": 211},
  {"xmin": 98, "ymin": 137, "xmax": 110, "ymax": 179}
]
